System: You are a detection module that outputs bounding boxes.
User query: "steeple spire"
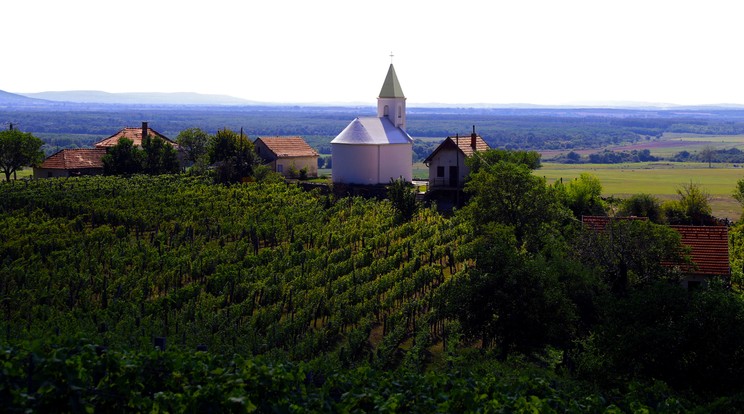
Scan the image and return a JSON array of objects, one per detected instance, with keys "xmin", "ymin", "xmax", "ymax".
[{"xmin": 378, "ymin": 64, "xmax": 405, "ymax": 99}]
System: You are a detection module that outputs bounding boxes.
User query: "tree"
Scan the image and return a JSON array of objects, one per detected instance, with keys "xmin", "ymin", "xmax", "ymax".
[
  {"xmin": 463, "ymin": 159, "xmax": 566, "ymax": 251},
  {"xmin": 387, "ymin": 177, "xmax": 418, "ymax": 222},
  {"xmin": 0, "ymin": 128, "xmax": 44, "ymax": 181},
  {"xmin": 618, "ymin": 193, "xmax": 664, "ymax": 223},
  {"xmin": 733, "ymin": 178, "xmax": 744, "ymax": 208},
  {"xmin": 574, "ymin": 219, "xmax": 686, "ymax": 295},
  {"xmin": 208, "ymin": 128, "xmax": 259, "ymax": 183},
  {"xmin": 555, "ymin": 173, "xmax": 606, "ymax": 218},
  {"xmin": 444, "ymin": 223, "xmax": 594, "ymax": 358},
  {"xmin": 576, "ymin": 282, "xmax": 744, "ymax": 397},
  {"xmin": 176, "ymin": 128, "xmax": 209, "ymax": 165},
  {"xmin": 675, "ymin": 182, "xmax": 713, "ymax": 225},
  {"xmin": 141, "ymin": 135, "xmax": 180, "ymax": 174},
  {"xmin": 102, "ymin": 138, "xmax": 144, "ymax": 175},
  {"xmin": 467, "ymin": 149, "xmax": 541, "ymax": 175},
  {"xmin": 699, "ymin": 144, "xmax": 716, "ymax": 168}
]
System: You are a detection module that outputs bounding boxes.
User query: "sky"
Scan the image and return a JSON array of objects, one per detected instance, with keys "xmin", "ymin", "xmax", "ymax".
[{"xmin": 3, "ymin": 0, "xmax": 743, "ymax": 106}]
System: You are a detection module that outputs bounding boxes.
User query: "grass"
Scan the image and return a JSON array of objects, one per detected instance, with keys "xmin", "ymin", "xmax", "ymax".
[
  {"xmin": 540, "ymin": 162, "xmax": 744, "ymax": 221},
  {"xmin": 4, "ymin": 169, "xmax": 34, "ymax": 180}
]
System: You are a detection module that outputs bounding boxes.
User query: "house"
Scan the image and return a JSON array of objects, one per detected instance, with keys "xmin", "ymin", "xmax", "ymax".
[
  {"xmin": 423, "ymin": 127, "xmax": 490, "ymax": 189},
  {"xmin": 581, "ymin": 216, "xmax": 730, "ymax": 288},
  {"xmin": 34, "ymin": 122, "xmax": 182, "ymax": 178},
  {"xmin": 33, "ymin": 148, "xmax": 107, "ymax": 178},
  {"xmin": 94, "ymin": 122, "xmax": 178, "ymax": 149},
  {"xmin": 330, "ymin": 64, "xmax": 413, "ymax": 184},
  {"xmin": 669, "ymin": 225, "xmax": 730, "ymax": 288},
  {"xmin": 254, "ymin": 136, "xmax": 319, "ymax": 178}
]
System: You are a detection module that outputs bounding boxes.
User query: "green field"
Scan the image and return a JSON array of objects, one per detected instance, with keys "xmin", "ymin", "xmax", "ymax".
[{"xmin": 540, "ymin": 162, "xmax": 744, "ymax": 221}]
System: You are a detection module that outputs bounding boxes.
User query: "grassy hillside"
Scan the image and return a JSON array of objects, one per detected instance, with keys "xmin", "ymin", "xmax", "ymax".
[{"xmin": 4, "ymin": 174, "xmax": 744, "ymax": 411}]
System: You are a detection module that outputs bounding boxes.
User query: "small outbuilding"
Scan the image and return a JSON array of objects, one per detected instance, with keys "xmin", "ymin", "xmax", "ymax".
[
  {"xmin": 254, "ymin": 136, "xmax": 319, "ymax": 178},
  {"xmin": 423, "ymin": 128, "xmax": 490, "ymax": 189},
  {"xmin": 331, "ymin": 64, "xmax": 413, "ymax": 185}
]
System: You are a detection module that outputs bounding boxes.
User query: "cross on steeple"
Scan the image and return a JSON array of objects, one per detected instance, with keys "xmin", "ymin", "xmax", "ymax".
[{"xmin": 390, "ymin": 52, "xmax": 394, "ymax": 64}]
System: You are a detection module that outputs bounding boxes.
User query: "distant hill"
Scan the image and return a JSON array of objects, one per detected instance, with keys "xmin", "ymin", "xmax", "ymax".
[
  {"xmin": 0, "ymin": 90, "xmax": 52, "ymax": 106},
  {"xmin": 18, "ymin": 91, "xmax": 258, "ymax": 106}
]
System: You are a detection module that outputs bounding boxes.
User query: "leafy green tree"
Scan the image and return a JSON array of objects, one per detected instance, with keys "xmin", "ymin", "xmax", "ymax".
[
  {"xmin": 618, "ymin": 193, "xmax": 664, "ymax": 223},
  {"xmin": 387, "ymin": 177, "xmax": 418, "ymax": 222},
  {"xmin": 176, "ymin": 127, "xmax": 209, "ymax": 165},
  {"xmin": 555, "ymin": 173, "xmax": 606, "ymax": 218},
  {"xmin": 208, "ymin": 128, "xmax": 259, "ymax": 183},
  {"xmin": 676, "ymin": 182, "xmax": 713, "ymax": 225},
  {"xmin": 467, "ymin": 149, "xmax": 541, "ymax": 174},
  {"xmin": 102, "ymin": 138, "xmax": 143, "ymax": 175},
  {"xmin": 444, "ymin": 223, "xmax": 595, "ymax": 358},
  {"xmin": 733, "ymin": 178, "xmax": 744, "ymax": 208},
  {"xmin": 574, "ymin": 219, "xmax": 685, "ymax": 295},
  {"xmin": 463, "ymin": 159, "xmax": 566, "ymax": 251},
  {"xmin": 0, "ymin": 128, "xmax": 44, "ymax": 181},
  {"xmin": 141, "ymin": 135, "xmax": 180, "ymax": 174},
  {"xmin": 577, "ymin": 282, "xmax": 744, "ymax": 397}
]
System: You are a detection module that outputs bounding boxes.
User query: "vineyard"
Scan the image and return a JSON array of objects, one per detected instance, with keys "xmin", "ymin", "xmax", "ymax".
[
  {"xmin": 4, "ymin": 174, "xmax": 744, "ymax": 411},
  {"xmin": 0, "ymin": 175, "xmax": 467, "ymax": 365}
]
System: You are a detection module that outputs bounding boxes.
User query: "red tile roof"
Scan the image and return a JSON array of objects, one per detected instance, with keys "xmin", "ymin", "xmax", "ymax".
[
  {"xmin": 38, "ymin": 148, "xmax": 106, "ymax": 170},
  {"xmin": 423, "ymin": 134, "xmax": 490, "ymax": 164},
  {"xmin": 670, "ymin": 225, "xmax": 730, "ymax": 276},
  {"xmin": 581, "ymin": 216, "xmax": 730, "ymax": 277},
  {"xmin": 94, "ymin": 127, "xmax": 174, "ymax": 148},
  {"xmin": 255, "ymin": 136, "xmax": 318, "ymax": 158}
]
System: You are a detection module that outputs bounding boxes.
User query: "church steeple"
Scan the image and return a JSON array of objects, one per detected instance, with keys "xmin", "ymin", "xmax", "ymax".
[{"xmin": 377, "ymin": 63, "xmax": 407, "ymax": 130}]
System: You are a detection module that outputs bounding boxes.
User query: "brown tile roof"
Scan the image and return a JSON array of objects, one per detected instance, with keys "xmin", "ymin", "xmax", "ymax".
[
  {"xmin": 670, "ymin": 225, "xmax": 730, "ymax": 276},
  {"xmin": 94, "ymin": 127, "xmax": 174, "ymax": 148},
  {"xmin": 255, "ymin": 136, "xmax": 318, "ymax": 158},
  {"xmin": 423, "ymin": 134, "xmax": 490, "ymax": 164},
  {"xmin": 39, "ymin": 148, "xmax": 106, "ymax": 170}
]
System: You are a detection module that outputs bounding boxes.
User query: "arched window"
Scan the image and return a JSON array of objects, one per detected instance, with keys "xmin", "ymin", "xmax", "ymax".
[
  {"xmin": 397, "ymin": 105, "xmax": 402, "ymax": 118},
  {"xmin": 383, "ymin": 105, "xmax": 389, "ymax": 117}
]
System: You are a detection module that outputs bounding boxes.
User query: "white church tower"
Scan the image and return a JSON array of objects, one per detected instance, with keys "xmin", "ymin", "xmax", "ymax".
[
  {"xmin": 330, "ymin": 63, "xmax": 414, "ymax": 185},
  {"xmin": 377, "ymin": 64, "xmax": 407, "ymax": 130}
]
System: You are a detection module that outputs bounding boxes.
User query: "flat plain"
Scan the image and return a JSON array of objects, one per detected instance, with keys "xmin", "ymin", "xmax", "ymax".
[{"xmin": 539, "ymin": 162, "xmax": 743, "ymax": 221}]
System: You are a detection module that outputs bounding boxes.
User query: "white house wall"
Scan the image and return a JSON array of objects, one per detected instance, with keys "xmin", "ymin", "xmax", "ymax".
[
  {"xmin": 428, "ymin": 148, "xmax": 469, "ymax": 187},
  {"xmin": 379, "ymin": 144, "xmax": 412, "ymax": 182},
  {"xmin": 332, "ymin": 144, "xmax": 379, "ymax": 184}
]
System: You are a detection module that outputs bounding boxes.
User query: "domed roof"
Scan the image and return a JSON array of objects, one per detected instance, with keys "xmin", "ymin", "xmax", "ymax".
[{"xmin": 331, "ymin": 117, "xmax": 413, "ymax": 145}]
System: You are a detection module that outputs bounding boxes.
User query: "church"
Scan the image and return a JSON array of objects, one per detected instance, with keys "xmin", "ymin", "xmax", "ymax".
[{"xmin": 330, "ymin": 64, "xmax": 413, "ymax": 184}]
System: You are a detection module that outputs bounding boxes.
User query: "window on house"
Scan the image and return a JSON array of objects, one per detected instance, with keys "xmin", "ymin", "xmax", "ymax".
[
  {"xmin": 277, "ymin": 164, "xmax": 284, "ymax": 173},
  {"xmin": 437, "ymin": 166, "xmax": 444, "ymax": 177},
  {"xmin": 398, "ymin": 106, "xmax": 402, "ymax": 118}
]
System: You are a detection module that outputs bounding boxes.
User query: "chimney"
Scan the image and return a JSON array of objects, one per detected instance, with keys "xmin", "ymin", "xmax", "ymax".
[
  {"xmin": 142, "ymin": 122, "xmax": 148, "ymax": 140},
  {"xmin": 471, "ymin": 125, "xmax": 477, "ymax": 149}
]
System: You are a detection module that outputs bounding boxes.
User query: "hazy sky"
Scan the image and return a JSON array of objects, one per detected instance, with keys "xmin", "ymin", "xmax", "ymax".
[{"xmin": 3, "ymin": 0, "xmax": 742, "ymax": 105}]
